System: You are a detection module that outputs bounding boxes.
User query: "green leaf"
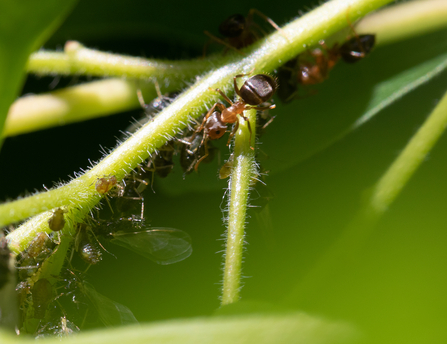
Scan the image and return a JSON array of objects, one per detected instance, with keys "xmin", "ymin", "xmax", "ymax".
[
  {"xmin": 0, "ymin": 0, "xmax": 77, "ymax": 148},
  {"xmin": 0, "ymin": 312, "xmax": 359, "ymax": 344}
]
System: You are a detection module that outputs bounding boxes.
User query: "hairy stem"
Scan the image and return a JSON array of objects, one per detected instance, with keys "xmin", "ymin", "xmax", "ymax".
[
  {"xmin": 7, "ymin": 0, "xmax": 439, "ymax": 138},
  {"xmin": 4, "ymin": 0, "xmax": 395, "ymax": 251},
  {"xmin": 222, "ymin": 109, "xmax": 257, "ymax": 305}
]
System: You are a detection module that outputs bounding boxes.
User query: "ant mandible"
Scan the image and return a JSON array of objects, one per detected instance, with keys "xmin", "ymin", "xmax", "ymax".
[{"xmin": 193, "ymin": 72, "xmax": 277, "ymax": 170}]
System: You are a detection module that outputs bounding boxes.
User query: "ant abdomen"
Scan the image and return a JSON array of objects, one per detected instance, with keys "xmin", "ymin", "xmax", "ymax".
[
  {"xmin": 240, "ymin": 74, "xmax": 277, "ymax": 105},
  {"xmin": 339, "ymin": 34, "xmax": 375, "ymax": 63}
]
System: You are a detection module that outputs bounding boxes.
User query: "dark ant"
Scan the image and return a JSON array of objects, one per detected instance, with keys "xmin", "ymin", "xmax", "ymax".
[
  {"xmin": 204, "ymin": 9, "xmax": 283, "ymax": 55},
  {"xmin": 277, "ymin": 31, "xmax": 375, "ymax": 102},
  {"xmin": 193, "ymin": 73, "xmax": 277, "ymax": 170}
]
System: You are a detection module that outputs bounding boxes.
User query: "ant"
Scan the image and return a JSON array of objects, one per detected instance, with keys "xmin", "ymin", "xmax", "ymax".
[
  {"xmin": 277, "ymin": 26, "xmax": 375, "ymax": 102},
  {"xmin": 193, "ymin": 72, "xmax": 277, "ymax": 170},
  {"xmin": 204, "ymin": 9, "xmax": 283, "ymax": 55}
]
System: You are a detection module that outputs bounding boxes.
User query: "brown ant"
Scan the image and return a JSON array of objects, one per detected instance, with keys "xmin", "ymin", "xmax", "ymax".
[
  {"xmin": 277, "ymin": 28, "xmax": 375, "ymax": 103},
  {"xmin": 193, "ymin": 72, "xmax": 277, "ymax": 170},
  {"xmin": 204, "ymin": 9, "xmax": 283, "ymax": 55}
]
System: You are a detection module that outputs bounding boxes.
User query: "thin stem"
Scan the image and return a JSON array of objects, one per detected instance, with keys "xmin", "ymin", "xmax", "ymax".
[
  {"xmin": 3, "ymin": 79, "xmax": 156, "ymax": 138},
  {"xmin": 286, "ymin": 88, "xmax": 447, "ymax": 304},
  {"xmin": 357, "ymin": 0, "xmax": 447, "ymax": 46},
  {"xmin": 222, "ymin": 109, "xmax": 257, "ymax": 306},
  {"xmin": 29, "ymin": 41, "xmax": 214, "ymax": 80},
  {"xmin": 4, "ymin": 0, "xmax": 395, "ymax": 250},
  {"xmin": 370, "ymin": 89, "xmax": 447, "ymax": 213}
]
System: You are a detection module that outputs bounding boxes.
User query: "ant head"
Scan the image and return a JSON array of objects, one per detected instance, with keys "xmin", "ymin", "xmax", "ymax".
[
  {"xmin": 240, "ymin": 74, "xmax": 277, "ymax": 105},
  {"xmin": 205, "ymin": 111, "xmax": 227, "ymax": 140},
  {"xmin": 219, "ymin": 14, "xmax": 246, "ymax": 38}
]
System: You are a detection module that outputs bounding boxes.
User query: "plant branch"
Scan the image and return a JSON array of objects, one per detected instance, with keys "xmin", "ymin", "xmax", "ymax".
[
  {"xmin": 221, "ymin": 109, "xmax": 257, "ymax": 305},
  {"xmin": 4, "ymin": 0, "xmax": 395, "ymax": 252},
  {"xmin": 6, "ymin": 0, "xmax": 443, "ymax": 138}
]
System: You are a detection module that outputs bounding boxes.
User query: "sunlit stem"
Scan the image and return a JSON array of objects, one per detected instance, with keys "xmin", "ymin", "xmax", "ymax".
[{"xmin": 222, "ymin": 109, "xmax": 257, "ymax": 305}]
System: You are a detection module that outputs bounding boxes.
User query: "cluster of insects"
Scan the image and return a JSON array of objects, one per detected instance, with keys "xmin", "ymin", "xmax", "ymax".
[{"xmin": 1, "ymin": 9, "xmax": 377, "ymax": 338}]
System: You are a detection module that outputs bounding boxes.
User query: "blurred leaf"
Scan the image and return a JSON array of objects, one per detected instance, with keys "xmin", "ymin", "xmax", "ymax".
[
  {"xmin": 0, "ymin": 312, "xmax": 359, "ymax": 344},
  {"xmin": 353, "ymin": 52, "xmax": 447, "ymax": 129},
  {"xmin": 0, "ymin": 0, "xmax": 77, "ymax": 148}
]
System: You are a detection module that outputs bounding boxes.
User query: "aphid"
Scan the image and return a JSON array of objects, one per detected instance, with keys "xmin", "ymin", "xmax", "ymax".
[
  {"xmin": 74, "ymin": 224, "xmax": 102, "ymax": 265},
  {"xmin": 95, "ymin": 175, "xmax": 117, "ymax": 195},
  {"xmin": 31, "ymin": 278, "xmax": 53, "ymax": 319},
  {"xmin": 98, "ymin": 218, "xmax": 192, "ymax": 265},
  {"xmin": 48, "ymin": 207, "xmax": 67, "ymax": 232},
  {"xmin": 219, "ymin": 153, "xmax": 234, "ymax": 179},
  {"xmin": 204, "ymin": 9, "xmax": 283, "ymax": 55},
  {"xmin": 277, "ymin": 33, "xmax": 375, "ymax": 102},
  {"xmin": 16, "ymin": 232, "xmax": 56, "ymax": 279}
]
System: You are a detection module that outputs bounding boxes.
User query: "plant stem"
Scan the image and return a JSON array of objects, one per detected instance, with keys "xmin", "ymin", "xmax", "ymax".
[
  {"xmin": 357, "ymin": 0, "xmax": 447, "ymax": 46},
  {"xmin": 221, "ymin": 109, "xmax": 257, "ymax": 305},
  {"xmin": 286, "ymin": 88, "xmax": 447, "ymax": 304},
  {"xmin": 8, "ymin": 0, "xmax": 436, "ymax": 138},
  {"xmin": 4, "ymin": 0, "xmax": 395, "ymax": 250}
]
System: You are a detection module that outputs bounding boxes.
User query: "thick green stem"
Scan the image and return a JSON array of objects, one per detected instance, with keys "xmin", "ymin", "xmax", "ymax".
[
  {"xmin": 222, "ymin": 109, "xmax": 257, "ymax": 306},
  {"xmin": 7, "ymin": 0, "xmax": 438, "ymax": 138},
  {"xmin": 3, "ymin": 0, "xmax": 395, "ymax": 251}
]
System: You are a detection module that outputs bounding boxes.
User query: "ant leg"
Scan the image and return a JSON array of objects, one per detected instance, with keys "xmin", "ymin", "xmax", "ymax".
[
  {"xmin": 227, "ymin": 119, "xmax": 240, "ymax": 146},
  {"xmin": 247, "ymin": 104, "xmax": 276, "ymax": 111},
  {"xmin": 194, "ymin": 137, "xmax": 210, "ymax": 172},
  {"xmin": 211, "ymin": 89, "xmax": 234, "ymax": 106},
  {"xmin": 248, "ymin": 8, "xmax": 289, "ymax": 41},
  {"xmin": 203, "ymin": 31, "xmax": 245, "ymax": 56},
  {"xmin": 233, "ymin": 69, "xmax": 256, "ymax": 97},
  {"xmin": 249, "ymin": 9, "xmax": 283, "ymax": 33}
]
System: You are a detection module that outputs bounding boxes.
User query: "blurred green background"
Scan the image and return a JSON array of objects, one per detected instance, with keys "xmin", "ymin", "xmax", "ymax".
[{"xmin": 1, "ymin": 0, "xmax": 447, "ymax": 343}]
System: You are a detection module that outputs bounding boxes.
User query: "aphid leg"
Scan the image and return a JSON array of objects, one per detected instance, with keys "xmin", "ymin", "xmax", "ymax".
[
  {"xmin": 203, "ymin": 31, "xmax": 245, "ymax": 56},
  {"xmin": 238, "ymin": 113, "xmax": 254, "ymax": 150},
  {"xmin": 261, "ymin": 115, "xmax": 276, "ymax": 130},
  {"xmin": 103, "ymin": 195, "xmax": 114, "ymax": 214}
]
